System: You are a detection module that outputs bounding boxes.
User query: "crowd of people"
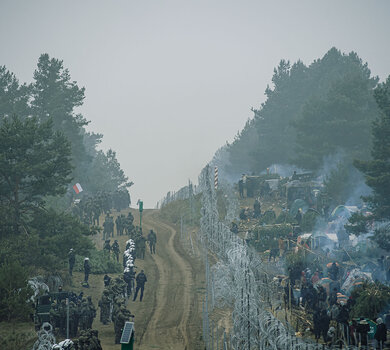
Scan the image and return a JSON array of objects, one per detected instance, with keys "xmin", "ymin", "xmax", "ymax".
[
  {"xmin": 45, "ymin": 291, "xmax": 97, "ymax": 338},
  {"xmin": 282, "ymin": 262, "xmax": 388, "ymax": 348},
  {"xmin": 62, "ymin": 211, "xmax": 158, "ymax": 346}
]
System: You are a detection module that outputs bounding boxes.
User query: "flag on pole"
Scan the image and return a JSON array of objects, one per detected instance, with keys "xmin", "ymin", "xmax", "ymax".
[{"xmin": 73, "ymin": 183, "xmax": 83, "ymax": 194}]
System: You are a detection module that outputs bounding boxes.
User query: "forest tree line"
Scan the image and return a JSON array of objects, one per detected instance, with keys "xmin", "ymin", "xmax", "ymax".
[{"xmin": 0, "ymin": 54, "xmax": 132, "ymax": 320}]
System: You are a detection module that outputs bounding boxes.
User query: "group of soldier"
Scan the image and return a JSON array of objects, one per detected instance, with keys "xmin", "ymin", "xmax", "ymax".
[
  {"xmin": 66, "ymin": 212, "xmax": 157, "ymax": 344},
  {"xmin": 49, "ymin": 293, "xmax": 96, "ymax": 338},
  {"xmin": 103, "ymin": 212, "xmax": 135, "ymax": 239},
  {"xmin": 98, "ymin": 274, "xmax": 133, "ymax": 344},
  {"xmin": 103, "ymin": 239, "xmax": 120, "ymax": 261},
  {"xmin": 115, "ymin": 212, "xmax": 135, "ymax": 236}
]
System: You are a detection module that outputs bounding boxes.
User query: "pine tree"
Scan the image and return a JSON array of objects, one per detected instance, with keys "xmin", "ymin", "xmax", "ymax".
[
  {"xmin": 0, "ymin": 116, "xmax": 72, "ymax": 235},
  {"xmin": 354, "ymin": 76, "xmax": 390, "ymax": 220}
]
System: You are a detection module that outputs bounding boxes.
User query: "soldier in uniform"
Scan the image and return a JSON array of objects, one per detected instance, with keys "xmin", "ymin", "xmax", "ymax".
[
  {"xmin": 69, "ymin": 300, "xmax": 79, "ymax": 338},
  {"xmin": 87, "ymin": 296, "xmax": 96, "ymax": 329},
  {"xmin": 68, "ymin": 248, "xmax": 75, "ymax": 276},
  {"xmin": 109, "ymin": 215, "xmax": 114, "ymax": 237},
  {"xmin": 59, "ymin": 299, "xmax": 67, "ymax": 336},
  {"xmin": 112, "ymin": 240, "xmax": 120, "ymax": 262},
  {"xmin": 98, "ymin": 290, "xmax": 111, "ymax": 325},
  {"xmin": 103, "ymin": 239, "xmax": 111, "ymax": 259},
  {"xmin": 115, "ymin": 215, "xmax": 122, "ymax": 236},
  {"xmin": 147, "ymin": 229, "xmax": 157, "ymax": 254},
  {"xmin": 135, "ymin": 235, "xmax": 146, "ymax": 259},
  {"xmin": 111, "ymin": 296, "xmax": 125, "ymax": 324},
  {"xmin": 114, "ymin": 306, "xmax": 132, "ymax": 344},
  {"xmin": 111, "ymin": 277, "xmax": 127, "ymax": 299},
  {"xmin": 50, "ymin": 300, "xmax": 61, "ymax": 331},
  {"xmin": 124, "ymin": 212, "xmax": 135, "ymax": 236},
  {"xmin": 103, "ymin": 214, "xmax": 110, "ymax": 240},
  {"xmin": 83, "ymin": 258, "xmax": 91, "ymax": 286},
  {"xmin": 79, "ymin": 299, "xmax": 90, "ymax": 331}
]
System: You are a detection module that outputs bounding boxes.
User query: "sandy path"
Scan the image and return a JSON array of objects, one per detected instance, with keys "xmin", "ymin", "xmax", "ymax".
[
  {"xmin": 137, "ymin": 213, "xmax": 192, "ymax": 349},
  {"xmin": 69, "ymin": 208, "xmax": 204, "ymax": 349}
]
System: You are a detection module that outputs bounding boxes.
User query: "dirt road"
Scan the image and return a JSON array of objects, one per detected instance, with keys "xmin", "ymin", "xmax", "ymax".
[
  {"xmin": 133, "ymin": 210, "xmax": 203, "ymax": 349},
  {"xmin": 71, "ymin": 209, "xmax": 205, "ymax": 349}
]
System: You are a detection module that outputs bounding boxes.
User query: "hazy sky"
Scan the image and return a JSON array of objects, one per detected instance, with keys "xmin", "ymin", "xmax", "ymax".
[{"xmin": 1, "ymin": 1, "xmax": 389, "ymax": 207}]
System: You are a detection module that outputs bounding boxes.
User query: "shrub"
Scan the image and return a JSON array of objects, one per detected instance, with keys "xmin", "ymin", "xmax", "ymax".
[
  {"xmin": 73, "ymin": 249, "xmax": 122, "ymax": 274},
  {"xmin": 0, "ymin": 261, "xmax": 33, "ymax": 321},
  {"xmin": 350, "ymin": 282, "xmax": 390, "ymax": 320}
]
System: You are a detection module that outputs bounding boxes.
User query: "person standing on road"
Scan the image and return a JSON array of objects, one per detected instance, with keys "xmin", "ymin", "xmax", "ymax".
[
  {"xmin": 133, "ymin": 270, "xmax": 147, "ymax": 302},
  {"xmin": 147, "ymin": 229, "xmax": 157, "ymax": 254}
]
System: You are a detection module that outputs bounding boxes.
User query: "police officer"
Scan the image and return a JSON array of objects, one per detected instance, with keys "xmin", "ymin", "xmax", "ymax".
[{"xmin": 133, "ymin": 270, "xmax": 147, "ymax": 302}]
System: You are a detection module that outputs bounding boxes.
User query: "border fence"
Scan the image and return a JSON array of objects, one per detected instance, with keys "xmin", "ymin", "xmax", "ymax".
[{"xmin": 198, "ymin": 165, "xmax": 361, "ymax": 350}]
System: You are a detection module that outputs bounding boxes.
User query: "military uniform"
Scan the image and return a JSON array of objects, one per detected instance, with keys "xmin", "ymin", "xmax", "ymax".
[
  {"xmin": 103, "ymin": 240, "xmax": 111, "ymax": 259},
  {"xmin": 115, "ymin": 215, "xmax": 122, "ymax": 236},
  {"xmin": 114, "ymin": 307, "xmax": 132, "ymax": 344},
  {"xmin": 112, "ymin": 240, "xmax": 120, "ymax": 262},
  {"xmin": 79, "ymin": 300, "xmax": 90, "ymax": 331},
  {"xmin": 68, "ymin": 249, "xmax": 76, "ymax": 275},
  {"xmin": 87, "ymin": 296, "xmax": 96, "ymax": 329},
  {"xmin": 147, "ymin": 230, "xmax": 157, "ymax": 254},
  {"xmin": 98, "ymin": 290, "xmax": 111, "ymax": 325},
  {"xmin": 84, "ymin": 259, "xmax": 90, "ymax": 285},
  {"xmin": 110, "ymin": 277, "xmax": 127, "ymax": 299}
]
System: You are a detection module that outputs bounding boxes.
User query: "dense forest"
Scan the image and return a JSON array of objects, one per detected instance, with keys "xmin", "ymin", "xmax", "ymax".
[
  {"xmin": 0, "ymin": 54, "xmax": 132, "ymax": 321},
  {"xmin": 216, "ymin": 48, "xmax": 379, "ymax": 183}
]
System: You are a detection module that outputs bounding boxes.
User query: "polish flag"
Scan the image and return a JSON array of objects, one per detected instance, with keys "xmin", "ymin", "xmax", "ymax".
[{"xmin": 73, "ymin": 183, "xmax": 83, "ymax": 194}]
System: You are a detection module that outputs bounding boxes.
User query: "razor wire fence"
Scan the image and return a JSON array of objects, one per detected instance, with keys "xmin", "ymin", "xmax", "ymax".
[{"xmin": 198, "ymin": 164, "xmax": 361, "ymax": 350}]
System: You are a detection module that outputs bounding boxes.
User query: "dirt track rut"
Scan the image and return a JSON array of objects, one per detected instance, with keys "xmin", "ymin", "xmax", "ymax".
[{"xmin": 128, "ymin": 209, "xmax": 203, "ymax": 350}]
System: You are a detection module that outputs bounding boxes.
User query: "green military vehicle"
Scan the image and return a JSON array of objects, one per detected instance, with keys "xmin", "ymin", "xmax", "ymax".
[{"xmin": 33, "ymin": 291, "xmax": 69, "ymax": 330}]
